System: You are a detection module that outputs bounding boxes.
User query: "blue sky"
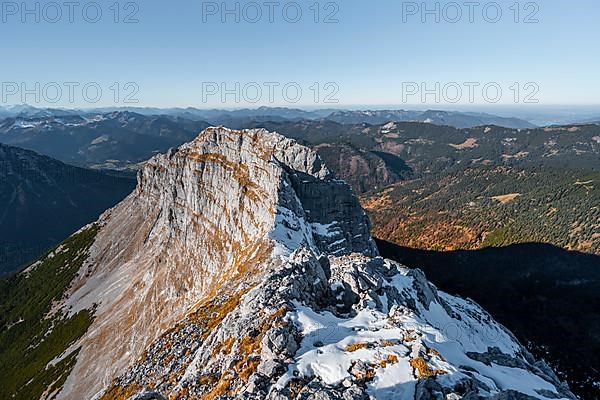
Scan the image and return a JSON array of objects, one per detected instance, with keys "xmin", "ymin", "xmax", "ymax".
[{"xmin": 1, "ymin": 0, "xmax": 599, "ymax": 108}]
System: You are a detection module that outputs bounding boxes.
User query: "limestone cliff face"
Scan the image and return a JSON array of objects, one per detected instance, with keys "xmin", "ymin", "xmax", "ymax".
[
  {"xmin": 47, "ymin": 127, "xmax": 573, "ymax": 400},
  {"xmin": 56, "ymin": 127, "xmax": 375, "ymax": 400}
]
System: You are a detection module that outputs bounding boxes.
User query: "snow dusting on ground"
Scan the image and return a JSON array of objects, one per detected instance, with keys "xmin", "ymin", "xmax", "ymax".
[{"xmin": 281, "ymin": 263, "xmax": 569, "ymax": 400}]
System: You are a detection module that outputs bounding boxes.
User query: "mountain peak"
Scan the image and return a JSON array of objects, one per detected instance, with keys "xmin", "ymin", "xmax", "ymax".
[
  {"xmin": 9, "ymin": 127, "xmax": 574, "ymax": 400},
  {"xmin": 54, "ymin": 127, "xmax": 376, "ymax": 398},
  {"xmin": 135, "ymin": 126, "xmax": 375, "ymax": 259}
]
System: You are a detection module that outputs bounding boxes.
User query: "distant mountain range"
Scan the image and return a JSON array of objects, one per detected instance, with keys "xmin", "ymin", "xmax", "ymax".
[
  {"xmin": 567, "ymin": 116, "xmax": 600, "ymax": 125},
  {"xmin": 2, "ymin": 111, "xmax": 597, "ymax": 180},
  {"xmin": 0, "ymin": 112, "xmax": 210, "ymax": 171},
  {"xmin": 0, "ymin": 105, "xmax": 81, "ymax": 119},
  {"xmin": 0, "ymin": 105, "xmax": 330, "ymax": 123},
  {"xmin": 5, "ymin": 104, "xmax": 600, "ymax": 128},
  {"xmin": 0, "ymin": 144, "xmax": 135, "ymax": 275},
  {"xmin": 325, "ymin": 109, "xmax": 536, "ymax": 129},
  {"xmin": 252, "ymin": 120, "xmax": 600, "ymax": 193},
  {"xmin": 0, "ymin": 105, "xmax": 538, "ymax": 128},
  {"xmin": 3, "ymin": 111, "xmax": 596, "ymax": 256}
]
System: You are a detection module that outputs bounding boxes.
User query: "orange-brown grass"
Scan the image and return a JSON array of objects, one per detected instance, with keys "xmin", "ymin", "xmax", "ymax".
[
  {"xmin": 202, "ymin": 374, "xmax": 233, "ymax": 400},
  {"xmin": 350, "ymin": 364, "xmax": 377, "ymax": 382},
  {"xmin": 426, "ymin": 347, "xmax": 445, "ymax": 361},
  {"xmin": 184, "ymin": 152, "xmax": 264, "ymax": 204},
  {"xmin": 194, "ymin": 290, "xmax": 250, "ymax": 341},
  {"xmin": 201, "ymin": 307, "xmax": 288, "ymax": 398},
  {"xmin": 99, "ymin": 383, "xmax": 141, "ymax": 400},
  {"xmin": 403, "ymin": 330, "xmax": 418, "ymax": 343},
  {"xmin": 102, "ymin": 238, "xmax": 278, "ymax": 400},
  {"xmin": 211, "ymin": 336, "xmax": 236, "ymax": 357},
  {"xmin": 410, "ymin": 357, "xmax": 447, "ymax": 378},
  {"xmin": 345, "ymin": 342, "xmax": 370, "ymax": 352},
  {"xmin": 287, "ymin": 379, "xmax": 308, "ymax": 398},
  {"xmin": 235, "ymin": 335, "xmax": 263, "ymax": 382},
  {"xmin": 198, "ymin": 374, "xmax": 219, "ymax": 387},
  {"xmin": 379, "ymin": 354, "xmax": 399, "ymax": 368}
]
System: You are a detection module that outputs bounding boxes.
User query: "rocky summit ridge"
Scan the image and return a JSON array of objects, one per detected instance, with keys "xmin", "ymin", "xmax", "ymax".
[{"xmin": 19, "ymin": 127, "xmax": 575, "ymax": 400}]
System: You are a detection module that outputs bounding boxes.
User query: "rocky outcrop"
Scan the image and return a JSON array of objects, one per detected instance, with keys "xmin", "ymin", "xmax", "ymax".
[{"xmin": 33, "ymin": 127, "xmax": 574, "ymax": 400}]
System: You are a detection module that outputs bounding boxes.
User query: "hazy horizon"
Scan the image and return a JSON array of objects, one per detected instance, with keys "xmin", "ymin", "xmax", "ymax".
[{"xmin": 3, "ymin": 102, "xmax": 599, "ymax": 127}]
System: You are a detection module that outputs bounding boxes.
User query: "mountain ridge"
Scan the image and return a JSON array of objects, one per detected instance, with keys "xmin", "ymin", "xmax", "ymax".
[
  {"xmin": 0, "ymin": 143, "xmax": 135, "ymax": 275},
  {"xmin": 0, "ymin": 127, "xmax": 576, "ymax": 400},
  {"xmin": 324, "ymin": 109, "xmax": 536, "ymax": 129},
  {"xmin": 0, "ymin": 105, "xmax": 535, "ymax": 129}
]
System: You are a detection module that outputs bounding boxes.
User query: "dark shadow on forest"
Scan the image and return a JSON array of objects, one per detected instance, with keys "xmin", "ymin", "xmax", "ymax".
[{"xmin": 375, "ymin": 239, "xmax": 600, "ymax": 400}]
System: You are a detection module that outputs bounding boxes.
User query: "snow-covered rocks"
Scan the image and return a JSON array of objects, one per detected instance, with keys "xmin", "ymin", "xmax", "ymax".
[{"xmin": 280, "ymin": 258, "xmax": 575, "ymax": 400}]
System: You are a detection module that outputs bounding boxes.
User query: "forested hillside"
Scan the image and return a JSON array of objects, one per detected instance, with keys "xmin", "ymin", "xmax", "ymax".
[{"xmin": 363, "ymin": 166, "xmax": 599, "ymax": 254}]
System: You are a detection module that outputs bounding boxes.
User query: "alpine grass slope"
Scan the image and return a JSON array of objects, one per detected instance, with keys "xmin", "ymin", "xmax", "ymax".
[{"xmin": 1, "ymin": 127, "xmax": 576, "ymax": 400}]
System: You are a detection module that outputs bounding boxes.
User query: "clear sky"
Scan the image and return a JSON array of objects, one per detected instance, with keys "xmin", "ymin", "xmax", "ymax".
[{"xmin": 1, "ymin": 0, "xmax": 599, "ymax": 108}]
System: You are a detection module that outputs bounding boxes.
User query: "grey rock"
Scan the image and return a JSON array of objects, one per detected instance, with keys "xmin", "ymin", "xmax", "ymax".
[
  {"xmin": 414, "ymin": 378, "xmax": 445, "ymax": 400},
  {"xmin": 257, "ymin": 359, "xmax": 285, "ymax": 377},
  {"xmin": 408, "ymin": 269, "xmax": 440, "ymax": 310},
  {"xmin": 262, "ymin": 326, "xmax": 298, "ymax": 358},
  {"xmin": 129, "ymin": 391, "xmax": 167, "ymax": 400},
  {"xmin": 489, "ymin": 390, "xmax": 539, "ymax": 400},
  {"xmin": 466, "ymin": 347, "xmax": 530, "ymax": 370}
]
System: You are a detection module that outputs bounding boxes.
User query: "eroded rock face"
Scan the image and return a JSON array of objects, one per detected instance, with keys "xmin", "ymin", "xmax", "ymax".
[
  {"xmin": 54, "ymin": 127, "xmax": 374, "ymax": 400},
  {"xmin": 48, "ymin": 128, "xmax": 574, "ymax": 400}
]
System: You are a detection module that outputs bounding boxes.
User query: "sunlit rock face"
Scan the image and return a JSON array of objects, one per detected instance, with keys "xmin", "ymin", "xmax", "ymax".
[{"xmin": 48, "ymin": 127, "xmax": 573, "ymax": 400}]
